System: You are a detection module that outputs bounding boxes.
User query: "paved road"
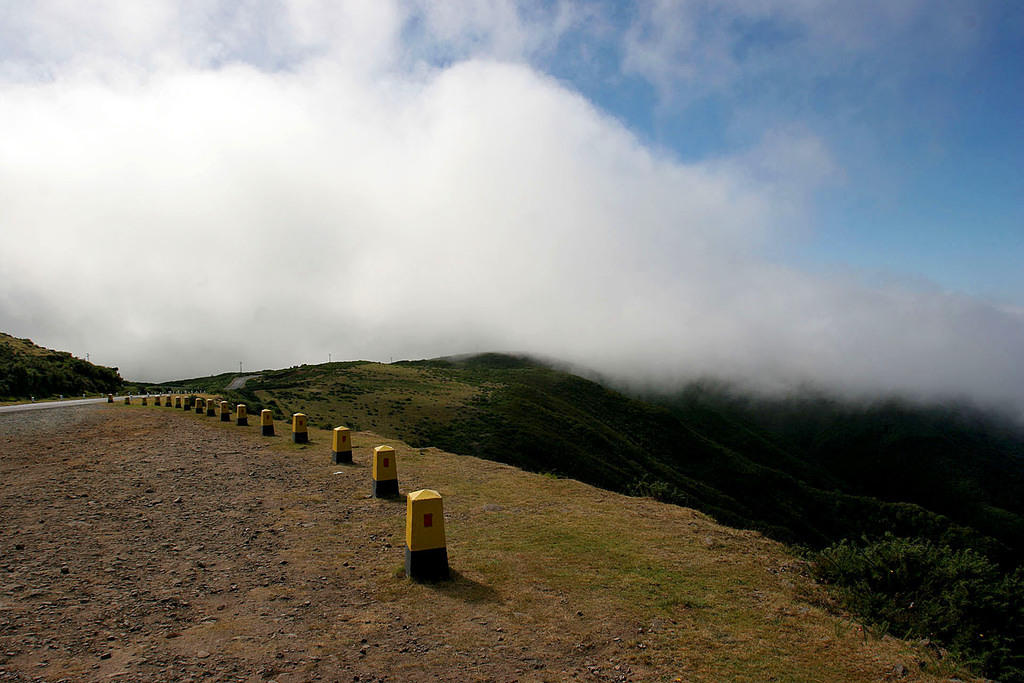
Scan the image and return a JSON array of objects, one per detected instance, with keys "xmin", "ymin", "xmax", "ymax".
[
  {"xmin": 0, "ymin": 397, "xmax": 126, "ymax": 414},
  {"xmin": 226, "ymin": 374, "xmax": 260, "ymax": 390}
]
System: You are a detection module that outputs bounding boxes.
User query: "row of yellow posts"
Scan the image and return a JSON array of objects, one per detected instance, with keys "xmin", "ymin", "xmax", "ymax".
[{"xmin": 110, "ymin": 392, "xmax": 449, "ymax": 581}]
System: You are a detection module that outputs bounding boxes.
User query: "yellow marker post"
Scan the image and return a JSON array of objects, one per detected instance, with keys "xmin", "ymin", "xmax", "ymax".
[
  {"xmin": 292, "ymin": 413, "xmax": 308, "ymax": 444},
  {"xmin": 141, "ymin": 396, "xmax": 147, "ymax": 406},
  {"xmin": 206, "ymin": 398, "xmax": 216, "ymax": 417},
  {"xmin": 182, "ymin": 395, "xmax": 193, "ymax": 411},
  {"xmin": 372, "ymin": 445, "xmax": 398, "ymax": 497},
  {"xmin": 194, "ymin": 397, "xmax": 204, "ymax": 414},
  {"xmin": 405, "ymin": 489, "xmax": 449, "ymax": 581},
  {"xmin": 331, "ymin": 426, "xmax": 352, "ymax": 464},
  {"xmin": 260, "ymin": 409, "xmax": 274, "ymax": 436},
  {"xmin": 166, "ymin": 395, "xmax": 173, "ymax": 407},
  {"xmin": 219, "ymin": 400, "xmax": 231, "ymax": 422},
  {"xmin": 236, "ymin": 404, "xmax": 248, "ymax": 426},
  {"xmin": 107, "ymin": 394, "xmax": 113, "ymax": 403},
  {"xmin": 124, "ymin": 395, "xmax": 131, "ymax": 405}
]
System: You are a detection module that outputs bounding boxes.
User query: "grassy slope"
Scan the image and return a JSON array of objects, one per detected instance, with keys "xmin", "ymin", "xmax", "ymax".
[
  {"xmin": 106, "ymin": 400, "xmax": 969, "ymax": 681},
  {"xmin": 162, "ymin": 354, "xmax": 1024, "ymax": 566},
  {"xmin": 0, "ymin": 332, "xmax": 122, "ymax": 400}
]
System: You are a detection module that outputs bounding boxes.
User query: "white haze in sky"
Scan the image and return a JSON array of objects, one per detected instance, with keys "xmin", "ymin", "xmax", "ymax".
[{"xmin": 1, "ymin": 1, "xmax": 1022, "ymax": 414}]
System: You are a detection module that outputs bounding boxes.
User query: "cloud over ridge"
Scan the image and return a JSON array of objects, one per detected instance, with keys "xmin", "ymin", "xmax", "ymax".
[{"xmin": 1, "ymin": 1, "xmax": 1022, "ymax": 415}]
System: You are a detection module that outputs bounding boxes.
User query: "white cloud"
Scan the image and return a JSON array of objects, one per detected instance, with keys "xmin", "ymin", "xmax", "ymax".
[
  {"xmin": 0, "ymin": 1, "xmax": 1022, "ymax": 417},
  {"xmin": 408, "ymin": 0, "xmax": 582, "ymax": 63}
]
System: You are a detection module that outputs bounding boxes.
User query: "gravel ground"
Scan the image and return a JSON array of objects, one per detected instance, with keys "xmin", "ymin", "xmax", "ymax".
[
  {"xmin": 1, "ymin": 405, "xmax": 307, "ymax": 681},
  {"xmin": 0, "ymin": 405, "xmax": 542, "ymax": 682}
]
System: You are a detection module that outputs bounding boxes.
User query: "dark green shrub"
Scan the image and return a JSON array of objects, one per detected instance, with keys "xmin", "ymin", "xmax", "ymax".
[{"xmin": 814, "ymin": 535, "xmax": 1023, "ymax": 680}]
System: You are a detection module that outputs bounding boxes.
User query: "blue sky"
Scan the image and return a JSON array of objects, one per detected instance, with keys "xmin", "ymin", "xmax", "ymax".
[
  {"xmin": 0, "ymin": 0, "xmax": 1022, "ymax": 411},
  {"xmin": 531, "ymin": 1, "xmax": 1024, "ymax": 304}
]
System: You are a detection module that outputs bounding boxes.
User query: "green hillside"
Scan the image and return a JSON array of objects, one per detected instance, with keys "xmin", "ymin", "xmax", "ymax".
[
  {"xmin": 185, "ymin": 354, "xmax": 1023, "ymax": 558},
  {"xmin": 164, "ymin": 353, "xmax": 1024, "ymax": 679},
  {"xmin": 0, "ymin": 332, "xmax": 122, "ymax": 400},
  {"xmin": 651, "ymin": 384, "xmax": 1024, "ymax": 561}
]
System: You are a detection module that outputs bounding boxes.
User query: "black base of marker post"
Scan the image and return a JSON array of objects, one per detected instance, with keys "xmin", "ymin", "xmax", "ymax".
[
  {"xmin": 405, "ymin": 546, "xmax": 449, "ymax": 582},
  {"xmin": 220, "ymin": 413, "xmax": 230, "ymax": 422},
  {"xmin": 262, "ymin": 425, "xmax": 275, "ymax": 436},
  {"xmin": 237, "ymin": 417, "xmax": 248, "ymax": 426},
  {"xmin": 332, "ymin": 449, "xmax": 353, "ymax": 464},
  {"xmin": 207, "ymin": 405, "xmax": 215, "ymax": 417},
  {"xmin": 293, "ymin": 432, "xmax": 308, "ymax": 444},
  {"xmin": 372, "ymin": 478, "xmax": 399, "ymax": 498}
]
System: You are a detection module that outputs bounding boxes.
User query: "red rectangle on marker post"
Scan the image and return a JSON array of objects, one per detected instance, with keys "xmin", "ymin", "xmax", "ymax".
[{"xmin": 423, "ymin": 513, "xmax": 433, "ymax": 527}]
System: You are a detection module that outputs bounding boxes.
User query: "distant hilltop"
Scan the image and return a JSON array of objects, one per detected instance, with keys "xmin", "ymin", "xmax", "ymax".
[{"xmin": 0, "ymin": 332, "xmax": 122, "ymax": 400}]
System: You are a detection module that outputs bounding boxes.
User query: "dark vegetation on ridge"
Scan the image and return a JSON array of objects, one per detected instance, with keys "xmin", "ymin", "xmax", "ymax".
[
  {"xmin": 155, "ymin": 352, "xmax": 1023, "ymax": 679},
  {"xmin": 0, "ymin": 332, "xmax": 122, "ymax": 400},
  {"xmin": 647, "ymin": 383, "xmax": 1024, "ymax": 561}
]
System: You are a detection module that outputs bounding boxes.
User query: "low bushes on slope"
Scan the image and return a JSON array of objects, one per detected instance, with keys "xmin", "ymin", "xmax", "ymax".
[{"xmin": 814, "ymin": 535, "xmax": 1024, "ymax": 681}]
